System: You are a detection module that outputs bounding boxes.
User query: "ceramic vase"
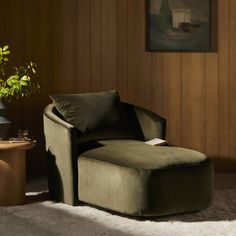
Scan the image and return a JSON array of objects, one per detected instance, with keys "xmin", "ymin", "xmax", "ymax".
[{"xmin": 0, "ymin": 101, "xmax": 11, "ymax": 140}]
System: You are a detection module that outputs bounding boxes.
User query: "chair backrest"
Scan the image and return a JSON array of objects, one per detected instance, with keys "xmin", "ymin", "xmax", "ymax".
[
  {"xmin": 122, "ymin": 103, "xmax": 166, "ymax": 141},
  {"xmin": 47, "ymin": 101, "xmax": 166, "ymax": 142}
]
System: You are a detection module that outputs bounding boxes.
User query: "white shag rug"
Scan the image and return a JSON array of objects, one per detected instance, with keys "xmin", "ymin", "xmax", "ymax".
[{"xmin": 0, "ymin": 189, "xmax": 236, "ymax": 236}]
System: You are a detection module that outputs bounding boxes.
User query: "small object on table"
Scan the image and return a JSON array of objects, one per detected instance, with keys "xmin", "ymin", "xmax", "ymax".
[
  {"xmin": 0, "ymin": 140, "xmax": 36, "ymax": 206},
  {"xmin": 18, "ymin": 129, "xmax": 29, "ymax": 140}
]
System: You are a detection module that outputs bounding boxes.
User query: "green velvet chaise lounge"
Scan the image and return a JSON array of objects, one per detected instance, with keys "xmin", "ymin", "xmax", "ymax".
[{"xmin": 44, "ymin": 90, "xmax": 213, "ymax": 217}]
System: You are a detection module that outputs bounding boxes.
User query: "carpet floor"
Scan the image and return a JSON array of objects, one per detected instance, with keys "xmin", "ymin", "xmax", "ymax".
[{"xmin": 0, "ymin": 188, "xmax": 236, "ymax": 236}]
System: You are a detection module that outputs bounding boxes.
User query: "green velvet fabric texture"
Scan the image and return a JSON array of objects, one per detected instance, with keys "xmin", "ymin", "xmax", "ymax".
[
  {"xmin": 78, "ymin": 154, "xmax": 213, "ymax": 216},
  {"xmin": 43, "ymin": 101, "xmax": 167, "ymax": 208},
  {"xmin": 50, "ymin": 91, "xmax": 135, "ymax": 142},
  {"xmin": 81, "ymin": 140, "xmax": 207, "ymax": 169},
  {"xmin": 78, "ymin": 157, "xmax": 142, "ymax": 215},
  {"xmin": 78, "ymin": 140, "xmax": 213, "ymax": 216},
  {"xmin": 44, "ymin": 100, "xmax": 213, "ymax": 217},
  {"xmin": 44, "ymin": 104, "xmax": 78, "ymax": 205},
  {"xmin": 122, "ymin": 103, "xmax": 166, "ymax": 141}
]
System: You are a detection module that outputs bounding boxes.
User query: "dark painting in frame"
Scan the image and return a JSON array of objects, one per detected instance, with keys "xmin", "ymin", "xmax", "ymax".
[{"xmin": 146, "ymin": 0, "xmax": 212, "ymax": 52}]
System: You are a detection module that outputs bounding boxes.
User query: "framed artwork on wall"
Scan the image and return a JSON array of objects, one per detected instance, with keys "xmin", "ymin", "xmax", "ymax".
[{"xmin": 146, "ymin": 0, "xmax": 212, "ymax": 52}]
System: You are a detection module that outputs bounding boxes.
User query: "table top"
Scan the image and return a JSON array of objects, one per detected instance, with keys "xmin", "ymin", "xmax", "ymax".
[{"xmin": 0, "ymin": 140, "xmax": 36, "ymax": 151}]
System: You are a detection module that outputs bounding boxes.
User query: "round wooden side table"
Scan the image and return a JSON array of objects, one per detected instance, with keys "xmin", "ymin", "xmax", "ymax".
[{"xmin": 0, "ymin": 140, "xmax": 36, "ymax": 206}]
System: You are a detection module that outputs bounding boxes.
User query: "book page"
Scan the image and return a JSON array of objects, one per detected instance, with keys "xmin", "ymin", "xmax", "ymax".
[{"xmin": 145, "ymin": 138, "xmax": 167, "ymax": 146}]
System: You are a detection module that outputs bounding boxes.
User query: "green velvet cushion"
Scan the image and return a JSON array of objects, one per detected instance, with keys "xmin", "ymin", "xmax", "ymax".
[
  {"xmin": 78, "ymin": 140, "xmax": 213, "ymax": 216},
  {"xmin": 81, "ymin": 140, "xmax": 207, "ymax": 169},
  {"xmin": 50, "ymin": 91, "xmax": 135, "ymax": 141}
]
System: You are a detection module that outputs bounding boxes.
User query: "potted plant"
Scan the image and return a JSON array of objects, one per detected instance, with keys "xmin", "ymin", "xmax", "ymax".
[{"xmin": 0, "ymin": 45, "xmax": 40, "ymax": 139}]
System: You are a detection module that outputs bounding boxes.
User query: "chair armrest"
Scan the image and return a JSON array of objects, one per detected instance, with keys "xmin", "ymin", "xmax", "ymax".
[
  {"xmin": 123, "ymin": 103, "xmax": 166, "ymax": 141},
  {"xmin": 44, "ymin": 104, "xmax": 74, "ymax": 129},
  {"xmin": 43, "ymin": 104, "xmax": 78, "ymax": 205}
]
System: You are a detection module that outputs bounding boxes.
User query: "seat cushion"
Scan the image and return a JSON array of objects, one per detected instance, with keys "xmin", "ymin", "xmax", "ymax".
[
  {"xmin": 80, "ymin": 140, "xmax": 207, "ymax": 170},
  {"xmin": 78, "ymin": 140, "xmax": 213, "ymax": 216},
  {"xmin": 50, "ymin": 90, "xmax": 136, "ymax": 141}
]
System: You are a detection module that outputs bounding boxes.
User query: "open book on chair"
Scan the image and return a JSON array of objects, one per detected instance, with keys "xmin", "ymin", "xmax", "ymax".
[{"xmin": 145, "ymin": 138, "xmax": 169, "ymax": 146}]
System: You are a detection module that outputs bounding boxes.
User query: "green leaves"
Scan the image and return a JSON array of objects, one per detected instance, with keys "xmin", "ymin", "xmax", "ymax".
[
  {"xmin": 0, "ymin": 45, "xmax": 39, "ymax": 102},
  {"xmin": 3, "ymin": 45, "xmax": 9, "ymax": 51},
  {"xmin": 7, "ymin": 75, "xmax": 19, "ymax": 86},
  {"xmin": 0, "ymin": 87, "xmax": 10, "ymax": 94},
  {"xmin": 0, "ymin": 45, "xmax": 10, "ymax": 77},
  {"xmin": 3, "ymin": 50, "xmax": 10, "ymax": 55},
  {"xmin": 21, "ymin": 75, "xmax": 30, "ymax": 81},
  {"xmin": 0, "ymin": 45, "xmax": 10, "ymax": 56},
  {"xmin": 20, "ymin": 81, "xmax": 27, "ymax": 86}
]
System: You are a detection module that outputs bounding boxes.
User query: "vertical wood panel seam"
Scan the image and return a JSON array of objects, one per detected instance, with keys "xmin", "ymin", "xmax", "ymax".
[
  {"xmin": 204, "ymin": 53, "xmax": 206, "ymax": 154},
  {"xmin": 89, "ymin": 0, "xmax": 92, "ymax": 92},
  {"xmin": 19, "ymin": 0, "xmax": 23, "ymax": 129},
  {"xmin": 20, "ymin": 0, "xmax": 23, "ymax": 64},
  {"xmin": 217, "ymin": 55, "xmax": 220, "ymax": 168},
  {"xmin": 204, "ymin": 53, "xmax": 207, "ymax": 154},
  {"xmin": 50, "ymin": 0, "xmax": 54, "ymax": 95},
  {"xmin": 228, "ymin": 0, "xmax": 231, "ymax": 165},
  {"xmin": 100, "ymin": 0, "xmax": 103, "ymax": 90},
  {"xmin": 20, "ymin": 0, "xmax": 24, "ymax": 129},
  {"xmin": 100, "ymin": 0, "xmax": 102, "ymax": 90},
  {"xmin": 115, "ymin": 0, "xmax": 118, "ymax": 93},
  {"xmin": 52, "ymin": 0, "xmax": 55, "ymax": 93},
  {"xmin": 162, "ymin": 55, "xmax": 165, "ymax": 119},
  {"xmin": 149, "ymin": 0, "xmax": 153, "ymax": 110},
  {"xmin": 126, "ymin": 0, "xmax": 128, "ymax": 99},
  {"xmin": 151, "ymin": 55, "xmax": 153, "ymax": 110},
  {"xmin": 115, "ymin": 0, "xmax": 117, "ymax": 91},
  {"xmin": 217, "ymin": 0, "xmax": 220, "ymax": 167},
  {"xmin": 217, "ymin": 51, "xmax": 220, "ymax": 163},
  {"xmin": 75, "ymin": 0, "xmax": 78, "ymax": 91},
  {"xmin": 217, "ymin": 29, "xmax": 220, "ymax": 167},
  {"xmin": 179, "ymin": 53, "xmax": 183, "ymax": 146},
  {"xmin": 161, "ymin": 53, "xmax": 164, "ymax": 116},
  {"xmin": 127, "ymin": 0, "xmax": 129, "ymax": 101},
  {"xmin": 20, "ymin": 0, "xmax": 23, "ymax": 78}
]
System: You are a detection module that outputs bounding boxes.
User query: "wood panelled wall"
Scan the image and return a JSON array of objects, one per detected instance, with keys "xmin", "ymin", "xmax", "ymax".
[{"xmin": 0, "ymin": 0, "xmax": 235, "ymax": 172}]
